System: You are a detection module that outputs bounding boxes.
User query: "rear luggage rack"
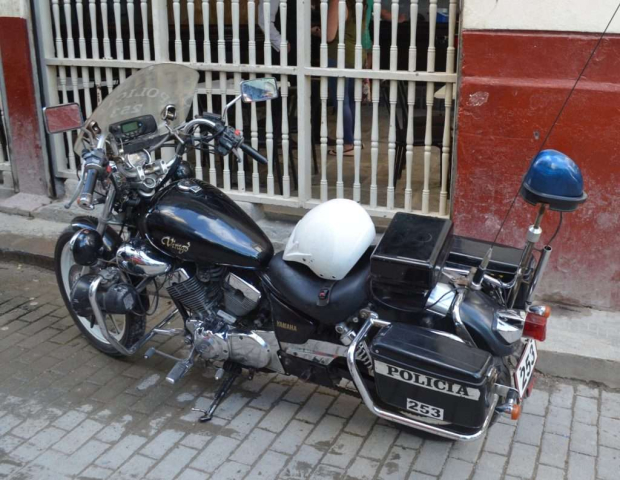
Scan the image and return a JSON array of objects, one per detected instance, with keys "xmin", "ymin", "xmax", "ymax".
[{"xmin": 346, "ymin": 315, "xmax": 498, "ymax": 442}]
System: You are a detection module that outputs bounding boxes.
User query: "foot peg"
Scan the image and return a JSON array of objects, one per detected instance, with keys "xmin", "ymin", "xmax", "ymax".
[
  {"xmin": 166, "ymin": 360, "xmax": 193, "ymax": 385},
  {"xmin": 192, "ymin": 361, "xmax": 241, "ymax": 422}
]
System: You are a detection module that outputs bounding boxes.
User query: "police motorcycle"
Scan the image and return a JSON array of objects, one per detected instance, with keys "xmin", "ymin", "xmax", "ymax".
[{"xmin": 44, "ymin": 64, "xmax": 587, "ymax": 441}]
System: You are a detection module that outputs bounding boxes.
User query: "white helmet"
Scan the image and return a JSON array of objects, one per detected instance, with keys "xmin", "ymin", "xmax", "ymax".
[{"xmin": 283, "ymin": 199, "xmax": 376, "ymax": 280}]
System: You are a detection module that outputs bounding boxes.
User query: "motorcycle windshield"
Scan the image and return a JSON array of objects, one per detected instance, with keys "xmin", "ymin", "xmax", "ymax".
[{"xmin": 74, "ymin": 64, "xmax": 199, "ymax": 154}]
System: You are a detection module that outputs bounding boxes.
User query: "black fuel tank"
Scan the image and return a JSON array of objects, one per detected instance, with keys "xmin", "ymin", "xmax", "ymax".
[{"xmin": 143, "ymin": 179, "xmax": 273, "ymax": 269}]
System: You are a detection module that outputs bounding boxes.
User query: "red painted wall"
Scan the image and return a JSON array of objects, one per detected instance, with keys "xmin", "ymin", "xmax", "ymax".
[
  {"xmin": 454, "ymin": 31, "xmax": 620, "ymax": 310},
  {"xmin": 0, "ymin": 16, "xmax": 48, "ymax": 196}
]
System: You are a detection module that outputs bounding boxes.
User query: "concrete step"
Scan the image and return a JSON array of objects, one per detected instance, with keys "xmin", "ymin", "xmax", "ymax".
[
  {"xmin": 0, "ymin": 201, "xmax": 618, "ymax": 388},
  {"xmin": 0, "ymin": 212, "xmax": 63, "ymax": 269},
  {"xmin": 538, "ymin": 304, "xmax": 620, "ymax": 388}
]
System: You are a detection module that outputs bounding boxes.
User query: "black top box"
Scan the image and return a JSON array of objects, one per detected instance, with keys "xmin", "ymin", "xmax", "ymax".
[{"xmin": 371, "ymin": 213, "xmax": 453, "ymax": 299}]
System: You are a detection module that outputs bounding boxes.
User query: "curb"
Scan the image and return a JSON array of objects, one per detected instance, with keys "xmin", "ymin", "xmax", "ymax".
[
  {"xmin": 0, "ymin": 247, "xmax": 55, "ymax": 271},
  {"xmin": 537, "ymin": 350, "xmax": 620, "ymax": 389}
]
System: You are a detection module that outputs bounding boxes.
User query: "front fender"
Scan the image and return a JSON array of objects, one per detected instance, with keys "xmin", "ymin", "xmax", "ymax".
[{"xmin": 69, "ymin": 216, "xmax": 122, "ymax": 261}]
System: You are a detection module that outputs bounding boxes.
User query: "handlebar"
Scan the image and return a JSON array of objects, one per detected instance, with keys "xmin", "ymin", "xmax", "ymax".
[
  {"xmin": 184, "ymin": 116, "xmax": 269, "ymax": 165},
  {"xmin": 68, "ymin": 116, "xmax": 269, "ymax": 210},
  {"xmin": 73, "ymin": 148, "xmax": 106, "ymax": 210},
  {"xmin": 239, "ymin": 143, "xmax": 268, "ymax": 165},
  {"xmin": 77, "ymin": 168, "xmax": 99, "ymax": 210}
]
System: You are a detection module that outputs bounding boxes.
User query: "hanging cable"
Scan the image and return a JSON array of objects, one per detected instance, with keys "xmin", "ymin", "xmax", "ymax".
[{"xmin": 546, "ymin": 212, "xmax": 564, "ymax": 246}]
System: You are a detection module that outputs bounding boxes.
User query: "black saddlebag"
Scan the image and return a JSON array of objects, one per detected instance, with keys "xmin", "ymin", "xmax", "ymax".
[{"xmin": 370, "ymin": 323, "xmax": 495, "ymax": 429}]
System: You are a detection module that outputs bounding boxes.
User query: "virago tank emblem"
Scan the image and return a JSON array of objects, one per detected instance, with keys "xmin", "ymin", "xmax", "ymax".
[{"xmin": 162, "ymin": 236, "xmax": 191, "ymax": 254}]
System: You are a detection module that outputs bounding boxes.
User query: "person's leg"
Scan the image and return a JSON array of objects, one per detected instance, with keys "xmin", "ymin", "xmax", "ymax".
[
  {"xmin": 327, "ymin": 58, "xmax": 337, "ymax": 108},
  {"xmin": 348, "ymin": 78, "xmax": 356, "ymax": 146},
  {"xmin": 342, "ymin": 77, "xmax": 354, "ymax": 148},
  {"xmin": 326, "ymin": 58, "xmax": 340, "ymax": 153}
]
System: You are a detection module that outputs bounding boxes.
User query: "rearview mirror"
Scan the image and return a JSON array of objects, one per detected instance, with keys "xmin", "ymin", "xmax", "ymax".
[
  {"xmin": 43, "ymin": 103, "xmax": 84, "ymax": 134},
  {"xmin": 240, "ymin": 78, "xmax": 278, "ymax": 103}
]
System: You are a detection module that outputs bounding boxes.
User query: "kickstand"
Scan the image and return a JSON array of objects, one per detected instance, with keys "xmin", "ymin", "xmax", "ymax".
[{"xmin": 193, "ymin": 361, "xmax": 241, "ymax": 423}]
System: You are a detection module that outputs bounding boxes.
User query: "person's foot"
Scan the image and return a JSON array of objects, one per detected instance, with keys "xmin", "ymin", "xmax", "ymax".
[{"xmin": 328, "ymin": 145, "xmax": 355, "ymax": 157}]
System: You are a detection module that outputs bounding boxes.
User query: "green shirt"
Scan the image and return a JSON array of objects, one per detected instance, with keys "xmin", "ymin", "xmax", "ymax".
[{"xmin": 328, "ymin": 10, "xmax": 359, "ymax": 68}]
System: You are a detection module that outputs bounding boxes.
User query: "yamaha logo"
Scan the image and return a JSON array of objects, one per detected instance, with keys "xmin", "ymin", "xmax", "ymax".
[
  {"xmin": 161, "ymin": 236, "xmax": 191, "ymax": 254},
  {"xmin": 276, "ymin": 321, "xmax": 298, "ymax": 332},
  {"xmin": 375, "ymin": 361, "xmax": 480, "ymax": 401}
]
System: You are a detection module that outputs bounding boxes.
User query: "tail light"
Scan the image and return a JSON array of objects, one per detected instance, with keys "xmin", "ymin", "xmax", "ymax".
[{"xmin": 523, "ymin": 307, "xmax": 550, "ymax": 341}]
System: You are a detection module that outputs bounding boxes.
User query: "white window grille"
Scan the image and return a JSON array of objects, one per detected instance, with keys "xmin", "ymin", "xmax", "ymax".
[{"xmin": 35, "ymin": 0, "xmax": 458, "ymax": 218}]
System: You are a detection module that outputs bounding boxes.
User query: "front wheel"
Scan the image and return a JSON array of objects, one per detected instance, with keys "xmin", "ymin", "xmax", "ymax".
[{"xmin": 55, "ymin": 227, "xmax": 146, "ymax": 357}]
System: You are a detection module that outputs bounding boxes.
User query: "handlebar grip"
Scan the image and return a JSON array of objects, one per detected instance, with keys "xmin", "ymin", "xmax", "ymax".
[
  {"xmin": 77, "ymin": 168, "xmax": 99, "ymax": 210},
  {"xmin": 240, "ymin": 143, "xmax": 269, "ymax": 165}
]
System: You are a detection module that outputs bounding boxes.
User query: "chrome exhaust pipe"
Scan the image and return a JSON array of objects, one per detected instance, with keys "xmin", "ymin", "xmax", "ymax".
[{"xmin": 526, "ymin": 245, "xmax": 552, "ymax": 305}]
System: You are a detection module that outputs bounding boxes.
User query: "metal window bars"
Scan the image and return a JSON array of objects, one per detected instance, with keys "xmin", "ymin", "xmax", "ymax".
[{"xmin": 35, "ymin": 0, "xmax": 457, "ymax": 218}]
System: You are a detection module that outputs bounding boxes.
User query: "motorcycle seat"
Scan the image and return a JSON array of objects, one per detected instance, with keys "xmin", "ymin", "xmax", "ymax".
[{"xmin": 264, "ymin": 249, "xmax": 372, "ymax": 326}]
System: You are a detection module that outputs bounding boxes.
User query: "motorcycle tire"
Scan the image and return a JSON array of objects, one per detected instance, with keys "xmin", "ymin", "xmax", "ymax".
[{"xmin": 54, "ymin": 226, "xmax": 146, "ymax": 357}]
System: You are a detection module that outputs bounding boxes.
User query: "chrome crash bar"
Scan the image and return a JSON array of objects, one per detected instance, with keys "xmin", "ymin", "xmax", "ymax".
[
  {"xmin": 88, "ymin": 276, "xmax": 180, "ymax": 356},
  {"xmin": 346, "ymin": 316, "xmax": 499, "ymax": 442}
]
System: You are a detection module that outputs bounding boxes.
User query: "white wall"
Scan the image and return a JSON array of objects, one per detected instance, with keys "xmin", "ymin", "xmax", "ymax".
[
  {"xmin": 463, "ymin": 0, "xmax": 620, "ymax": 34},
  {"xmin": 0, "ymin": 0, "xmax": 29, "ymax": 19}
]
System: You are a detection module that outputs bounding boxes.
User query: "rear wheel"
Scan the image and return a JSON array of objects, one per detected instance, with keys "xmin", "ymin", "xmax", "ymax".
[{"xmin": 55, "ymin": 227, "xmax": 146, "ymax": 357}]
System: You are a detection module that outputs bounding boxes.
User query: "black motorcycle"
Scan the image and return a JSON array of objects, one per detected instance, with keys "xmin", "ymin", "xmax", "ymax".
[{"xmin": 43, "ymin": 64, "xmax": 586, "ymax": 441}]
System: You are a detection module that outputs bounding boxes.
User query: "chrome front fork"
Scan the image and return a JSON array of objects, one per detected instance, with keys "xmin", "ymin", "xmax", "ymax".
[{"xmin": 96, "ymin": 184, "xmax": 117, "ymax": 236}]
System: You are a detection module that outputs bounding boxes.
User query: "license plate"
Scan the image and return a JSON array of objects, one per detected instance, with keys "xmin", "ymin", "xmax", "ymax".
[
  {"xmin": 514, "ymin": 339, "xmax": 537, "ymax": 398},
  {"xmin": 406, "ymin": 398, "xmax": 444, "ymax": 420}
]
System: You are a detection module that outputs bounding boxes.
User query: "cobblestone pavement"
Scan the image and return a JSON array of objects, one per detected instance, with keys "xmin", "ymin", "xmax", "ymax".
[{"xmin": 0, "ymin": 261, "xmax": 619, "ymax": 480}]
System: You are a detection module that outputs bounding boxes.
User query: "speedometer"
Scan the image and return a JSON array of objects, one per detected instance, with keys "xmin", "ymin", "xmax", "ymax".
[
  {"xmin": 109, "ymin": 115, "xmax": 158, "ymax": 143},
  {"xmin": 121, "ymin": 121, "xmax": 141, "ymax": 134}
]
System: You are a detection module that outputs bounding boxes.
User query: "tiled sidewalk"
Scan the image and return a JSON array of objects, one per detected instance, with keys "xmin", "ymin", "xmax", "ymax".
[{"xmin": 0, "ymin": 261, "xmax": 618, "ymax": 479}]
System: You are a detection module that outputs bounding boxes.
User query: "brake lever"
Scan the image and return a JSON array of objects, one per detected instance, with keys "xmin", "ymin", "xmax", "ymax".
[{"xmin": 231, "ymin": 148, "xmax": 242, "ymax": 162}]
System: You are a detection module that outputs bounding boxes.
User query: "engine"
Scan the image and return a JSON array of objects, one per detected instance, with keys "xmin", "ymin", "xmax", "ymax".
[
  {"xmin": 165, "ymin": 264, "xmax": 271, "ymax": 369},
  {"xmin": 166, "ymin": 265, "xmax": 261, "ymax": 320},
  {"xmin": 167, "ymin": 265, "xmax": 226, "ymax": 319},
  {"xmin": 114, "ymin": 238, "xmax": 272, "ymax": 368}
]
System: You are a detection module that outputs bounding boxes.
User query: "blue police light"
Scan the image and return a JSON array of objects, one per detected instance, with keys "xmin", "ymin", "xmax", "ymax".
[{"xmin": 520, "ymin": 149, "xmax": 587, "ymax": 212}]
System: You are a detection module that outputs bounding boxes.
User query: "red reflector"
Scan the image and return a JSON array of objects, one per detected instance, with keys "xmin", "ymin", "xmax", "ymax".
[{"xmin": 523, "ymin": 313, "xmax": 547, "ymax": 342}]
